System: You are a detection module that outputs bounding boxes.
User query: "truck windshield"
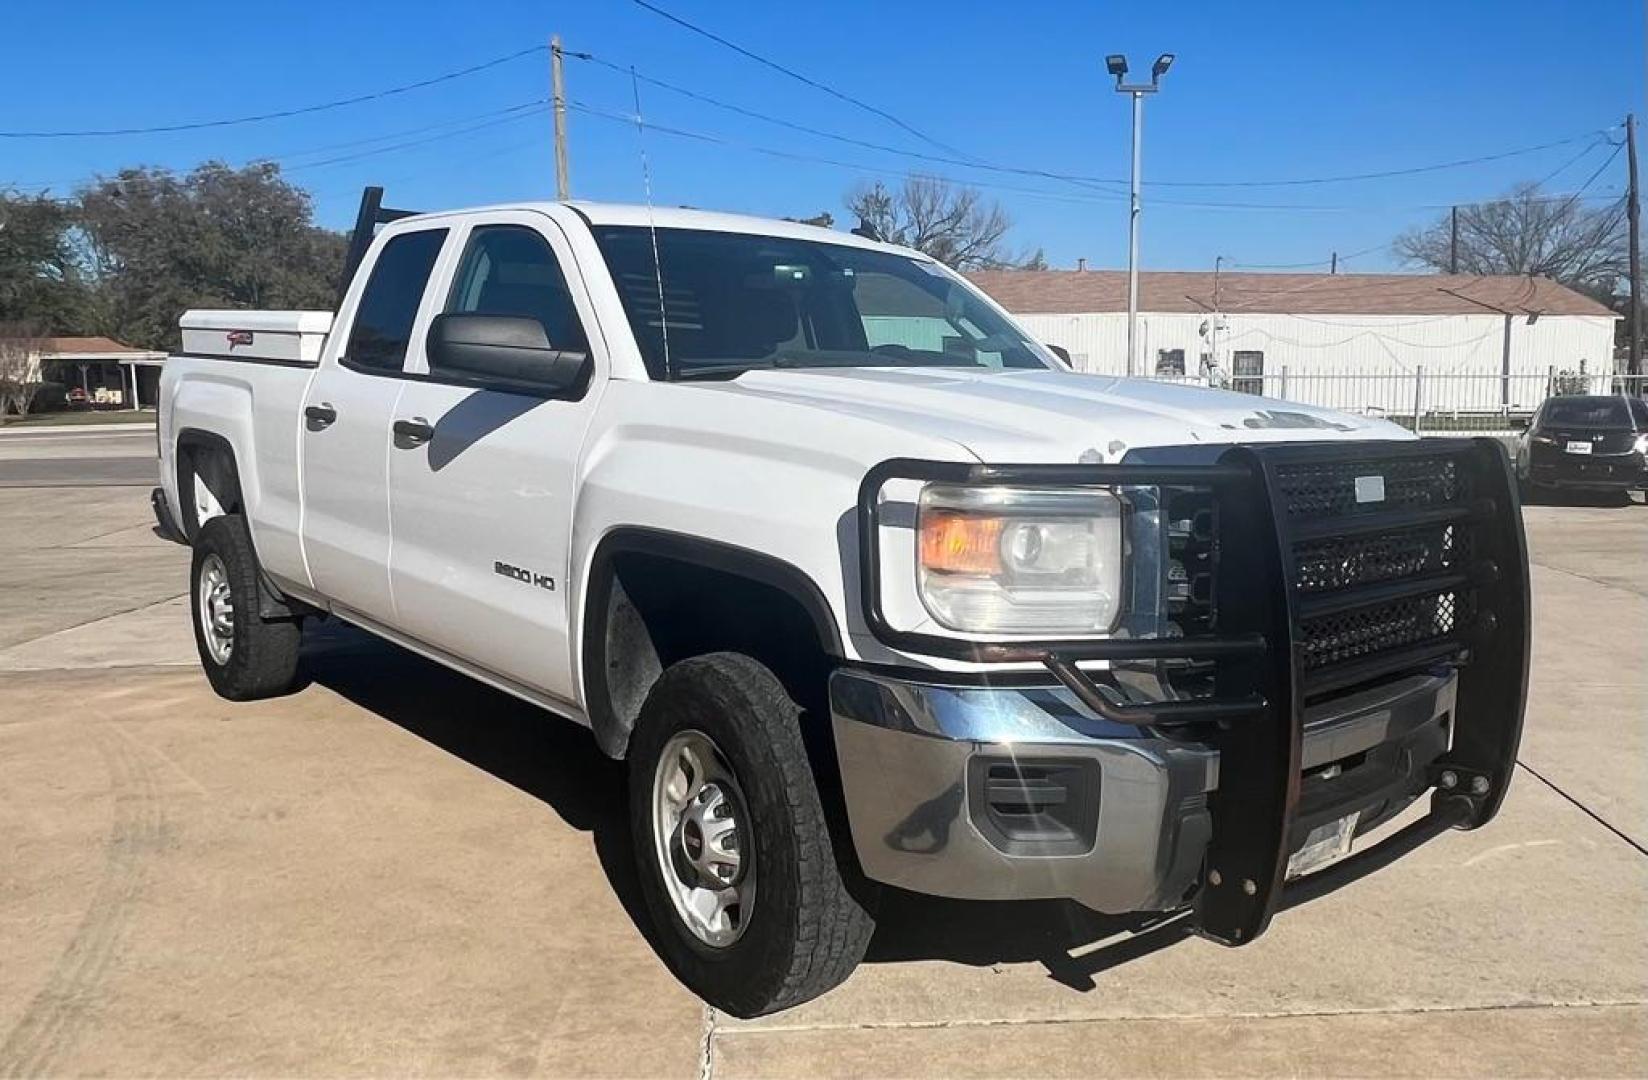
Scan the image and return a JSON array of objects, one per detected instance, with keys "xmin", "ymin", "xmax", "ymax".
[{"xmin": 590, "ymin": 225, "xmax": 1052, "ymax": 381}]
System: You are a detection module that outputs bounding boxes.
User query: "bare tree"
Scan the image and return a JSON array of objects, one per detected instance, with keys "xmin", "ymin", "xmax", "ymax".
[
  {"xmin": 0, "ymin": 324, "xmax": 46, "ymax": 418},
  {"xmin": 846, "ymin": 177, "xmax": 1045, "ymax": 270},
  {"xmin": 1393, "ymin": 183, "xmax": 1628, "ymax": 298}
]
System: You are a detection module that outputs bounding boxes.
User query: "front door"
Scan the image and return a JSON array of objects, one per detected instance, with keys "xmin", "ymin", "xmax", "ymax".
[
  {"xmin": 300, "ymin": 226, "xmax": 448, "ymax": 621},
  {"xmin": 385, "ymin": 214, "xmax": 603, "ymax": 703}
]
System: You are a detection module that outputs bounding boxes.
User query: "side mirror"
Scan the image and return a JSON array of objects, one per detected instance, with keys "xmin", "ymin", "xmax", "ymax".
[
  {"xmin": 1044, "ymin": 343, "xmax": 1072, "ymax": 366},
  {"xmin": 1513, "ymin": 415, "xmax": 1532, "ymax": 431},
  {"xmin": 427, "ymin": 313, "xmax": 591, "ymax": 394}
]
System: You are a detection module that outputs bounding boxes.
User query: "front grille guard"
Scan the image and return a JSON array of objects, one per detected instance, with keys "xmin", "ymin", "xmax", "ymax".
[{"xmin": 856, "ymin": 438, "xmax": 1529, "ymax": 946}]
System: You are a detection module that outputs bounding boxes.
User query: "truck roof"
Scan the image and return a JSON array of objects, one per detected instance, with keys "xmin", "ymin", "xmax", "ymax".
[{"xmin": 398, "ymin": 200, "xmax": 931, "ymax": 261}]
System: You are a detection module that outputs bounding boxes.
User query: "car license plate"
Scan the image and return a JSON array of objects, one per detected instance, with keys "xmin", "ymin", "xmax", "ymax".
[
  {"xmin": 1286, "ymin": 811, "xmax": 1360, "ymax": 879},
  {"xmin": 1565, "ymin": 441, "xmax": 1593, "ymax": 454}
]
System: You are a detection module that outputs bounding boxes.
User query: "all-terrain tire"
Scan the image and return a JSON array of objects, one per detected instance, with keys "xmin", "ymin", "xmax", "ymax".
[
  {"xmin": 627, "ymin": 652, "xmax": 875, "ymax": 1017},
  {"xmin": 190, "ymin": 514, "xmax": 302, "ymax": 701}
]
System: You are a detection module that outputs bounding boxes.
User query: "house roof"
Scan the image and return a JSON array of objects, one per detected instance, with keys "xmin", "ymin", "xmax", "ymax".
[
  {"xmin": 965, "ymin": 270, "xmax": 1619, "ymax": 318},
  {"xmin": 36, "ymin": 336, "xmax": 158, "ymax": 356}
]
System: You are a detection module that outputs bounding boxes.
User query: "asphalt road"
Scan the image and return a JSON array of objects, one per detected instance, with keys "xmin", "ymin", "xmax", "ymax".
[
  {"xmin": 0, "ymin": 441, "xmax": 1643, "ymax": 1076},
  {"xmin": 0, "ymin": 425, "xmax": 159, "ymax": 487}
]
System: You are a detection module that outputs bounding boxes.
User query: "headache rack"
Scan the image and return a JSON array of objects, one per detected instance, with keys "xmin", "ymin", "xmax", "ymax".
[
  {"xmin": 857, "ymin": 437, "xmax": 1529, "ymax": 945},
  {"xmin": 337, "ymin": 186, "xmax": 421, "ymax": 308}
]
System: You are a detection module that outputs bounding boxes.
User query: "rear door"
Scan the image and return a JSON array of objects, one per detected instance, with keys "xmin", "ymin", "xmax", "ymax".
[
  {"xmin": 300, "ymin": 225, "xmax": 449, "ymax": 621},
  {"xmin": 384, "ymin": 212, "xmax": 604, "ymax": 703}
]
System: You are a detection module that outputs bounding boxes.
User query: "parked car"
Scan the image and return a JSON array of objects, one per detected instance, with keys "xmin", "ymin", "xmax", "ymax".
[
  {"xmin": 1515, "ymin": 394, "xmax": 1648, "ymax": 501},
  {"xmin": 153, "ymin": 188, "xmax": 1530, "ymax": 1017}
]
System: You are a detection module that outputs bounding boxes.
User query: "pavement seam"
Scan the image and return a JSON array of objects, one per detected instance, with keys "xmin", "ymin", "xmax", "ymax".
[
  {"xmin": 0, "ymin": 593, "xmax": 187, "ymax": 656},
  {"xmin": 717, "ymin": 998, "xmax": 1648, "ymax": 1037},
  {"xmin": 1514, "ymin": 759, "xmax": 1648, "ymax": 858},
  {"xmin": 697, "ymin": 1006, "xmax": 718, "ymax": 1080},
  {"xmin": 1528, "ymin": 556, "xmax": 1648, "ymax": 600}
]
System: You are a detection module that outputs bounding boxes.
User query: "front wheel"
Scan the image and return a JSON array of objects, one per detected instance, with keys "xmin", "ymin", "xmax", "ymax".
[
  {"xmin": 190, "ymin": 515, "xmax": 302, "ymax": 701},
  {"xmin": 627, "ymin": 653, "xmax": 874, "ymax": 1017}
]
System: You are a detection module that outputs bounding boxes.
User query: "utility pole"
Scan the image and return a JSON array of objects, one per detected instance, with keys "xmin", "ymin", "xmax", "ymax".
[
  {"xmin": 552, "ymin": 35, "xmax": 570, "ymax": 200},
  {"xmin": 1330, "ymin": 251, "xmax": 1338, "ymax": 275},
  {"xmin": 1626, "ymin": 112, "xmax": 1641, "ymax": 376},
  {"xmin": 1106, "ymin": 53, "xmax": 1174, "ymax": 378},
  {"xmin": 1449, "ymin": 206, "xmax": 1459, "ymax": 274}
]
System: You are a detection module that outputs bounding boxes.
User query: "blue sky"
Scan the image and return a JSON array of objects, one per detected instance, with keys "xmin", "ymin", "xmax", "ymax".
[{"xmin": 5, "ymin": 0, "xmax": 1642, "ymax": 272}]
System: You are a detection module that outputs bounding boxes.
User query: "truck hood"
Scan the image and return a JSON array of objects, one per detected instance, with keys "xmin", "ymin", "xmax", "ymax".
[{"xmin": 711, "ymin": 367, "xmax": 1412, "ymax": 463}]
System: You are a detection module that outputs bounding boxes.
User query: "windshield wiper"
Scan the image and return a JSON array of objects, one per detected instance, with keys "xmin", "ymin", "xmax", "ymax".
[{"xmin": 670, "ymin": 360, "xmax": 782, "ymax": 381}]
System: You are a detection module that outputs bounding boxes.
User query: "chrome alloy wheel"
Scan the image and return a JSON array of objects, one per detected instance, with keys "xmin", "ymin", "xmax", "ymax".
[
  {"xmin": 651, "ymin": 729, "xmax": 755, "ymax": 947},
  {"xmin": 197, "ymin": 553, "xmax": 235, "ymax": 665}
]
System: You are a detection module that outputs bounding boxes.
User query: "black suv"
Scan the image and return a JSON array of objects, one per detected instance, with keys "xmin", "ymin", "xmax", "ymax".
[{"xmin": 1515, "ymin": 394, "xmax": 1648, "ymax": 501}]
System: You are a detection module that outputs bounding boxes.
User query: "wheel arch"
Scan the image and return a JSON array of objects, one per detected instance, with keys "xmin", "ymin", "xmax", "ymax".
[
  {"xmin": 174, "ymin": 428, "xmax": 246, "ymax": 540},
  {"xmin": 580, "ymin": 527, "xmax": 844, "ymax": 759}
]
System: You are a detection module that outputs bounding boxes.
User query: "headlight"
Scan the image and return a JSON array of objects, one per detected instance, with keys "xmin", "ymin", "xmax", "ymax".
[
  {"xmin": 1633, "ymin": 434, "xmax": 1648, "ymax": 455},
  {"xmin": 1531, "ymin": 434, "xmax": 1557, "ymax": 445},
  {"xmin": 916, "ymin": 484, "xmax": 1123, "ymax": 634}
]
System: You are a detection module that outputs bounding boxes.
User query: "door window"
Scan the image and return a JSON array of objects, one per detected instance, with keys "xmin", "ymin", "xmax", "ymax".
[
  {"xmin": 345, "ymin": 229, "xmax": 448, "ymax": 372},
  {"xmin": 447, "ymin": 225, "xmax": 588, "ymax": 354},
  {"xmin": 1232, "ymin": 350, "xmax": 1265, "ymax": 395}
]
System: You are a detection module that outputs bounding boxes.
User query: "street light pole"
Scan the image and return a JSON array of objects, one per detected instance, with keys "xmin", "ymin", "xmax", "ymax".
[
  {"xmin": 1107, "ymin": 53, "xmax": 1174, "ymax": 379},
  {"xmin": 1127, "ymin": 90, "xmax": 1142, "ymax": 378}
]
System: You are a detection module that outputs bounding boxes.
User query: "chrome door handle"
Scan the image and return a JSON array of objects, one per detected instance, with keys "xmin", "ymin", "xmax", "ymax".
[
  {"xmin": 304, "ymin": 403, "xmax": 337, "ymax": 428},
  {"xmin": 392, "ymin": 417, "xmax": 434, "ymax": 448}
]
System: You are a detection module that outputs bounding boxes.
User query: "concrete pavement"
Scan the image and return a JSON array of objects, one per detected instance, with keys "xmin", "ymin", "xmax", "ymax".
[{"xmin": 0, "ymin": 477, "xmax": 1644, "ymax": 1076}]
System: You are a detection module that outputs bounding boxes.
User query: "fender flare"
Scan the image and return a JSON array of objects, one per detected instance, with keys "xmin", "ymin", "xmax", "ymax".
[
  {"xmin": 173, "ymin": 428, "xmax": 310, "ymax": 621},
  {"xmin": 580, "ymin": 527, "xmax": 844, "ymax": 758}
]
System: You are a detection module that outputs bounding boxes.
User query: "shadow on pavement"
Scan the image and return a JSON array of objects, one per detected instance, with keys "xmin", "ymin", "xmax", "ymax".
[
  {"xmin": 297, "ymin": 620, "xmax": 646, "ymax": 931},
  {"xmin": 298, "ymin": 619, "xmax": 1189, "ymax": 993}
]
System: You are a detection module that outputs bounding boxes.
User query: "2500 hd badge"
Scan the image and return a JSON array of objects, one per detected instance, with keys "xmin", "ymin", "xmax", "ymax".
[{"xmin": 494, "ymin": 560, "xmax": 555, "ymax": 591}]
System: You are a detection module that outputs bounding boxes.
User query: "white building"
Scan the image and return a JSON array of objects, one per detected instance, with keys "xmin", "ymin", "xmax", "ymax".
[{"xmin": 968, "ymin": 269, "xmax": 1619, "ymax": 420}]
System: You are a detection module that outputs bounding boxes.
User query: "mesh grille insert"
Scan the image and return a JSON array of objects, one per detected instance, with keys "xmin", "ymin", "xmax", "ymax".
[
  {"xmin": 1278, "ymin": 449, "xmax": 1481, "ymax": 681},
  {"xmin": 1276, "ymin": 454, "xmax": 1471, "ymax": 520},
  {"xmin": 1293, "ymin": 523, "xmax": 1473, "ymax": 595},
  {"xmin": 1299, "ymin": 589, "xmax": 1470, "ymax": 671}
]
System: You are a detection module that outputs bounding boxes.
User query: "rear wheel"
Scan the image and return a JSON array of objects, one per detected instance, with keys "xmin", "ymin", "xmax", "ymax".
[
  {"xmin": 627, "ymin": 653, "xmax": 874, "ymax": 1017},
  {"xmin": 190, "ymin": 515, "xmax": 302, "ymax": 701}
]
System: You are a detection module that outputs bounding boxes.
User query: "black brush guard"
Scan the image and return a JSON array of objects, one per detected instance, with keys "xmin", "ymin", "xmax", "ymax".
[{"xmin": 856, "ymin": 438, "xmax": 1529, "ymax": 945}]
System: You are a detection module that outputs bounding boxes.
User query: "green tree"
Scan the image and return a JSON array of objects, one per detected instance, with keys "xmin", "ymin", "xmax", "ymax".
[
  {"xmin": 77, "ymin": 162, "xmax": 348, "ymax": 350},
  {"xmin": 0, "ymin": 191, "xmax": 89, "ymax": 332}
]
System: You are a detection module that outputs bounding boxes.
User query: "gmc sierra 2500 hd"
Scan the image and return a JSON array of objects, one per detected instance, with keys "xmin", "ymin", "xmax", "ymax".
[{"xmin": 155, "ymin": 188, "xmax": 1529, "ymax": 1017}]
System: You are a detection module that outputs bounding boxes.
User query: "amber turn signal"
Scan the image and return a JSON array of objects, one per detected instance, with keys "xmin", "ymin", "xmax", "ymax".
[{"xmin": 919, "ymin": 511, "xmax": 1005, "ymax": 576}]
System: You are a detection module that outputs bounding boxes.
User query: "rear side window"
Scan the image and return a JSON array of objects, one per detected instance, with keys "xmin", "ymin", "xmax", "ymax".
[
  {"xmin": 446, "ymin": 225, "xmax": 588, "ymax": 354},
  {"xmin": 346, "ymin": 229, "xmax": 447, "ymax": 372}
]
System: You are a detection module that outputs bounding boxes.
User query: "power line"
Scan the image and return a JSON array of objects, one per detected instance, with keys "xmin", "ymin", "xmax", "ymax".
[
  {"xmin": 6, "ymin": 101, "xmax": 547, "ymax": 192},
  {"xmin": 1228, "ymin": 242, "xmax": 1392, "ymax": 270},
  {"xmin": 571, "ymin": 50, "xmax": 1126, "ymax": 193},
  {"xmin": 1146, "ymin": 128, "xmax": 1620, "ymax": 188},
  {"xmin": 18, "ymin": 105, "xmax": 550, "ymax": 206},
  {"xmin": 1547, "ymin": 140, "xmax": 1626, "ymax": 218},
  {"xmin": 0, "ymin": 45, "xmax": 546, "ymax": 138},
  {"xmin": 627, "ymin": 0, "xmax": 978, "ymax": 163},
  {"xmin": 567, "ymin": 99, "xmax": 1622, "ymax": 216},
  {"xmin": 575, "ymin": 42, "xmax": 1615, "ymax": 201},
  {"xmin": 566, "ymin": 100, "xmax": 1125, "ymax": 206}
]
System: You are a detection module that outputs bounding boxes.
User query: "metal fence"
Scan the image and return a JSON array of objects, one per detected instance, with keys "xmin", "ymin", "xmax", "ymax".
[{"xmin": 1143, "ymin": 368, "xmax": 1648, "ymax": 435}]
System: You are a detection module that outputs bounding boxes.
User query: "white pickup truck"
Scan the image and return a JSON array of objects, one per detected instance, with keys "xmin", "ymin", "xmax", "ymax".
[{"xmin": 156, "ymin": 189, "xmax": 1530, "ymax": 1016}]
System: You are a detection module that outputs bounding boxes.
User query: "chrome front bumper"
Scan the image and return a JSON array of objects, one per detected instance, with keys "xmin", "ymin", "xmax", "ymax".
[{"xmin": 831, "ymin": 666, "xmax": 1459, "ymax": 916}]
